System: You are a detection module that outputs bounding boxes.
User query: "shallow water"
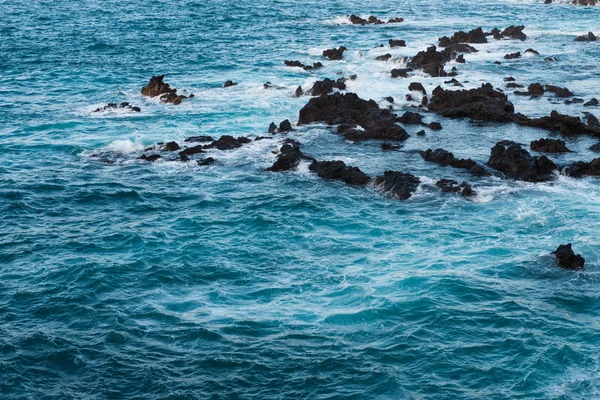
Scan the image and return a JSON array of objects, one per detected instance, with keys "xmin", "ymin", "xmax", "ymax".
[{"xmin": 1, "ymin": 0, "xmax": 600, "ymax": 398}]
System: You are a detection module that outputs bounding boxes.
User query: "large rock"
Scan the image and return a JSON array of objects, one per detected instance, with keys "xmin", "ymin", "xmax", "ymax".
[
  {"xmin": 373, "ymin": 171, "xmax": 420, "ymax": 200},
  {"xmin": 309, "ymin": 160, "xmax": 371, "ymax": 185},
  {"xmin": 298, "ymin": 92, "xmax": 409, "ymax": 142},
  {"xmin": 514, "ymin": 110, "xmax": 600, "ymax": 136},
  {"xmin": 487, "ymin": 141, "xmax": 557, "ymax": 182},
  {"xmin": 552, "ymin": 244, "xmax": 585, "ymax": 270},
  {"xmin": 565, "ymin": 158, "xmax": 600, "ymax": 177},
  {"xmin": 428, "ymin": 84, "xmax": 515, "ymax": 122}
]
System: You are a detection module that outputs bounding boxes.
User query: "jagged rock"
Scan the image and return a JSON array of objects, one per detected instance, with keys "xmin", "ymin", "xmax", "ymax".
[
  {"xmin": 284, "ymin": 60, "xmax": 324, "ymax": 70},
  {"xmin": 298, "ymin": 92, "xmax": 409, "ymax": 142},
  {"xmin": 309, "ymin": 78, "xmax": 346, "ymax": 96},
  {"xmin": 444, "ymin": 78, "xmax": 463, "ymax": 87},
  {"xmin": 552, "ymin": 244, "xmax": 585, "ymax": 270},
  {"xmin": 141, "ymin": 75, "xmax": 192, "ymax": 105},
  {"xmin": 513, "ymin": 110, "xmax": 600, "ymax": 136},
  {"xmin": 279, "ymin": 119, "xmax": 293, "ymax": 132},
  {"xmin": 294, "ymin": 86, "xmax": 304, "ymax": 98},
  {"xmin": 421, "ymin": 148, "xmax": 491, "ymax": 176},
  {"xmin": 456, "ymin": 55, "xmax": 466, "ymax": 63},
  {"xmin": 267, "ymin": 140, "xmax": 310, "ymax": 172},
  {"xmin": 492, "ymin": 25, "xmax": 527, "ymax": 41},
  {"xmin": 389, "ymin": 39, "xmax": 406, "ymax": 47},
  {"xmin": 575, "ymin": 32, "xmax": 597, "ymax": 42},
  {"xmin": 530, "ymin": 138, "xmax": 572, "ymax": 153},
  {"xmin": 373, "ymin": 171, "xmax": 420, "ymax": 200},
  {"xmin": 268, "ymin": 122, "xmax": 278, "ymax": 134},
  {"xmin": 565, "ymin": 158, "xmax": 600, "ymax": 177},
  {"xmin": 428, "ymin": 83, "xmax": 515, "ymax": 122},
  {"xmin": 436, "ymin": 179, "xmax": 476, "ymax": 197},
  {"xmin": 438, "ymin": 27, "xmax": 487, "ymax": 47},
  {"xmin": 408, "ymin": 46, "xmax": 455, "ymax": 77},
  {"xmin": 323, "ymin": 46, "xmax": 346, "ymax": 60},
  {"xmin": 487, "ymin": 141, "xmax": 557, "ymax": 181},
  {"xmin": 93, "ymin": 102, "xmax": 141, "ymax": 113},
  {"xmin": 309, "ymin": 160, "xmax": 371, "ymax": 185},
  {"xmin": 204, "ymin": 135, "xmax": 252, "ymax": 150}
]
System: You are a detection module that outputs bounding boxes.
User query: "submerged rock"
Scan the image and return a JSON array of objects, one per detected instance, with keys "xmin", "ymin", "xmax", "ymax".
[
  {"xmin": 552, "ymin": 244, "xmax": 585, "ymax": 270},
  {"xmin": 139, "ymin": 154, "xmax": 162, "ymax": 162},
  {"xmin": 373, "ymin": 171, "xmax": 420, "ymax": 200},
  {"xmin": 223, "ymin": 80, "xmax": 238, "ymax": 87},
  {"xmin": 93, "ymin": 102, "xmax": 141, "ymax": 113}
]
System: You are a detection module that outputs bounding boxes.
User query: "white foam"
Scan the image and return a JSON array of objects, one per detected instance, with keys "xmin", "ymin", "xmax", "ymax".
[{"xmin": 105, "ymin": 139, "xmax": 144, "ymax": 154}]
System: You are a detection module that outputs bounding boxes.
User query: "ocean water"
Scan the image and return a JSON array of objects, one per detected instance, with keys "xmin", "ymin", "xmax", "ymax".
[{"xmin": 1, "ymin": 0, "xmax": 600, "ymax": 398}]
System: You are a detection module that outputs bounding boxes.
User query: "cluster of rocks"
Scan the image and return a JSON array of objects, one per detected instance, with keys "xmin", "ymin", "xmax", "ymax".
[
  {"xmin": 514, "ymin": 83, "xmax": 574, "ymax": 98},
  {"xmin": 575, "ymin": 32, "xmax": 597, "ymax": 42},
  {"xmin": 348, "ymin": 14, "xmax": 404, "ymax": 25},
  {"xmin": 141, "ymin": 75, "xmax": 194, "ymax": 105},
  {"xmin": 284, "ymin": 60, "xmax": 324, "ymax": 70}
]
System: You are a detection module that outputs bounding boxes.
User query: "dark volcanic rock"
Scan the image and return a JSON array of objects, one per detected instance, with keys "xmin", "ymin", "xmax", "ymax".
[
  {"xmin": 376, "ymin": 53, "xmax": 392, "ymax": 61},
  {"xmin": 487, "ymin": 141, "xmax": 557, "ymax": 181},
  {"xmin": 381, "ymin": 143, "xmax": 401, "ymax": 151},
  {"xmin": 427, "ymin": 83, "xmax": 515, "ymax": 122},
  {"xmin": 493, "ymin": 25, "xmax": 527, "ymax": 41},
  {"xmin": 409, "ymin": 82, "xmax": 427, "ymax": 94},
  {"xmin": 408, "ymin": 46, "xmax": 456, "ymax": 77},
  {"xmin": 456, "ymin": 54, "xmax": 466, "ymax": 63},
  {"xmin": 309, "ymin": 78, "xmax": 346, "ymax": 96},
  {"xmin": 388, "ymin": 17, "xmax": 404, "ymax": 23},
  {"xmin": 323, "ymin": 46, "xmax": 346, "ymax": 60},
  {"xmin": 179, "ymin": 145, "xmax": 205, "ymax": 157},
  {"xmin": 552, "ymin": 244, "xmax": 585, "ymax": 270},
  {"xmin": 565, "ymin": 158, "xmax": 600, "ymax": 177},
  {"xmin": 436, "ymin": 179, "xmax": 476, "ymax": 197},
  {"xmin": 197, "ymin": 157, "xmax": 215, "ymax": 166},
  {"xmin": 298, "ymin": 92, "xmax": 409, "ymax": 142},
  {"xmin": 391, "ymin": 68, "xmax": 411, "ymax": 78},
  {"xmin": 309, "ymin": 160, "xmax": 371, "ymax": 185},
  {"xmin": 545, "ymin": 85, "xmax": 574, "ymax": 98},
  {"xmin": 223, "ymin": 80, "xmax": 238, "ymax": 87},
  {"xmin": 204, "ymin": 135, "xmax": 252, "ymax": 150},
  {"xmin": 398, "ymin": 111, "xmax": 424, "ymax": 125},
  {"xmin": 163, "ymin": 141, "xmax": 181, "ymax": 152},
  {"xmin": 575, "ymin": 32, "xmax": 597, "ymax": 42},
  {"xmin": 93, "ymin": 102, "xmax": 141, "ymax": 113},
  {"xmin": 421, "ymin": 148, "xmax": 491, "ymax": 176},
  {"xmin": 267, "ymin": 140, "xmax": 310, "ymax": 172},
  {"xmin": 268, "ymin": 122, "xmax": 277, "ymax": 134},
  {"xmin": 525, "ymin": 48, "xmax": 540, "ymax": 55},
  {"xmin": 530, "ymin": 138, "xmax": 572, "ymax": 153},
  {"xmin": 294, "ymin": 86, "xmax": 304, "ymax": 97},
  {"xmin": 373, "ymin": 171, "xmax": 420, "ymax": 200},
  {"xmin": 389, "ymin": 39, "xmax": 406, "ymax": 47},
  {"xmin": 139, "ymin": 154, "xmax": 162, "ymax": 162},
  {"xmin": 141, "ymin": 75, "xmax": 192, "ymax": 105},
  {"xmin": 438, "ymin": 27, "xmax": 487, "ymax": 47},
  {"xmin": 284, "ymin": 60, "xmax": 324, "ymax": 71},
  {"xmin": 185, "ymin": 135, "xmax": 213, "ymax": 143},
  {"xmin": 504, "ymin": 52, "xmax": 521, "ymax": 60},
  {"xmin": 279, "ymin": 119, "xmax": 293, "ymax": 132},
  {"xmin": 513, "ymin": 110, "xmax": 600, "ymax": 136},
  {"xmin": 584, "ymin": 98, "xmax": 599, "ymax": 107}
]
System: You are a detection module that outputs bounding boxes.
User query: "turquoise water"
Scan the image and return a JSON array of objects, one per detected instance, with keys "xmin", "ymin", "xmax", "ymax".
[{"xmin": 1, "ymin": 0, "xmax": 600, "ymax": 398}]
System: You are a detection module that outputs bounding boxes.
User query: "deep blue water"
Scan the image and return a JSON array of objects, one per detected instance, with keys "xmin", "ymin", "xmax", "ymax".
[{"xmin": 1, "ymin": 0, "xmax": 600, "ymax": 398}]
